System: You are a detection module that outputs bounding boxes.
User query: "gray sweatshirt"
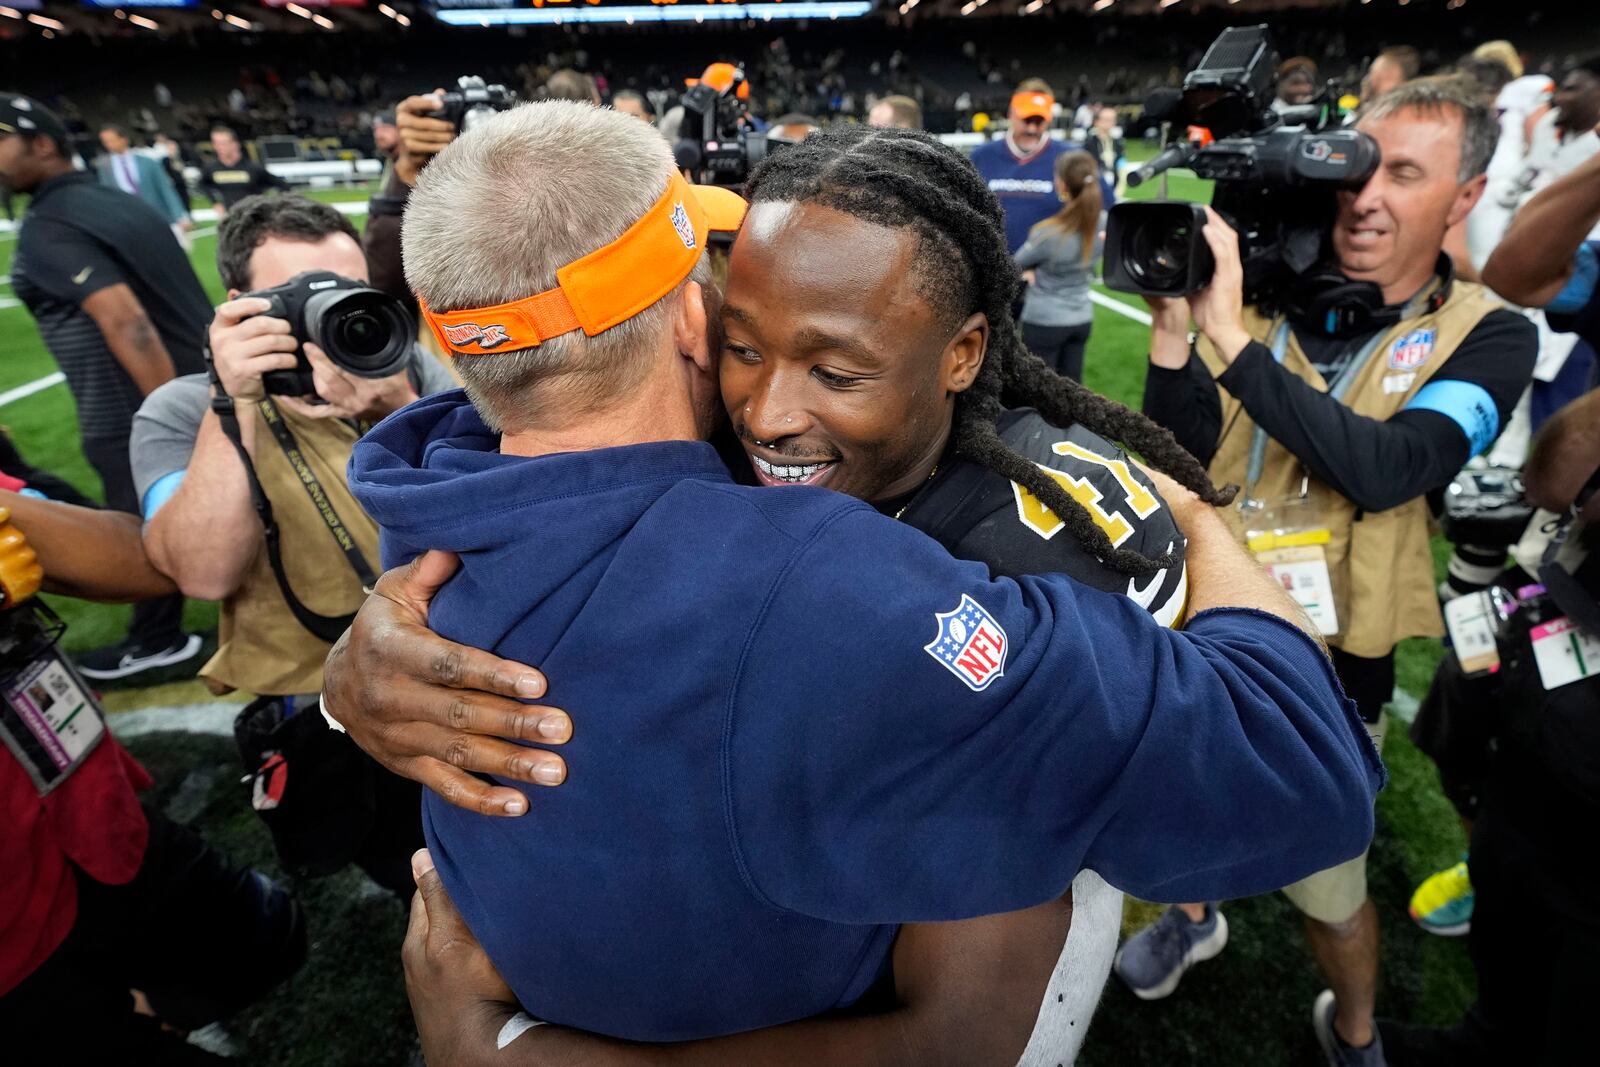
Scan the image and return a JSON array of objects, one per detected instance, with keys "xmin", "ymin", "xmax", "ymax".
[{"xmin": 1016, "ymin": 222, "xmax": 1103, "ymax": 328}]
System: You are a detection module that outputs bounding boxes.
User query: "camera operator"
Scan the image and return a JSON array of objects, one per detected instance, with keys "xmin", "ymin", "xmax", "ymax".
[
  {"xmin": 1378, "ymin": 389, "xmax": 1600, "ymax": 1067},
  {"xmin": 0, "ymin": 491, "xmax": 304, "ymax": 1064},
  {"xmin": 1123, "ymin": 79, "xmax": 1536, "ymax": 1066},
  {"xmin": 130, "ymin": 194, "xmax": 455, "ymax": 896}
]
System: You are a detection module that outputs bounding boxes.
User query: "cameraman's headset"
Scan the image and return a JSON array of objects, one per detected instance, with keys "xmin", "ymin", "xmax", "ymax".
[
  {"xmin": 418, "ymin": 170, "xmax": 746, "ymax": 355},
  {"xmin": 1280, "ymin": 252, "xmax": 1456, "ymax": 340}
]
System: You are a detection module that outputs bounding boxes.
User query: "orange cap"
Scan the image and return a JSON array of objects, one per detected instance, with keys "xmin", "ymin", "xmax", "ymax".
[
  {"xmin": 1011, "ymin": 91, "xmax": 1055, "ymax": 121},
  {"xmin": 419, "ymin": 172, "xmax": 747, "ymax": 357},
  {"xmin": 686, "ymin": 62, "xmax": 750, "ymax": 102}
]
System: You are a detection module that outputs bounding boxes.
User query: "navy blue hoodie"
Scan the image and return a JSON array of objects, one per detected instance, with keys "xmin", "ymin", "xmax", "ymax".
[{"xmin": 350, "ymin": 390, "xmax": 1383, "ymax": 1042}]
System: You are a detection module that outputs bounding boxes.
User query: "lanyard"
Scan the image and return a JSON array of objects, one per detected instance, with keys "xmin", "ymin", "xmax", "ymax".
[{"xmin": 1241, "ymin": 277, "xmax": 1444, "ymax": 498}]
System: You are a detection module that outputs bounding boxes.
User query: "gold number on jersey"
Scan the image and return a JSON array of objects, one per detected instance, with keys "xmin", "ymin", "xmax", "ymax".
[{"xmin": 1011, "ymin": 441, "xmax": 1160, "ymax": 547}]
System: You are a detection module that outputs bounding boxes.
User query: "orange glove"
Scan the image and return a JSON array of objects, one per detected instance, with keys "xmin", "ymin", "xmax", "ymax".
[{"xmin": 0, "ymin": 506, "xmax": 44, "ymax": 608}]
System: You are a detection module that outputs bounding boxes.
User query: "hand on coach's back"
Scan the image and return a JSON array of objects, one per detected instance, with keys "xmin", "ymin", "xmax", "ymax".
[
  {"xmin": 404, "ymin": 849, "xmax": 523, "ymax": 1067},
  {"xmin": 395, "ymin": 92, "xmax": 458, "ymax": 186},
  {"xmin": 322, "ymin": 550, "xmax": 573, "ymax": 816}
]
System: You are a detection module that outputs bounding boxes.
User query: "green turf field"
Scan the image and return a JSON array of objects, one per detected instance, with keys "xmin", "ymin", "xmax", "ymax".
[{"xmin": 0, "ymin": 160, "xmax": 1475, "ymax": 1065}]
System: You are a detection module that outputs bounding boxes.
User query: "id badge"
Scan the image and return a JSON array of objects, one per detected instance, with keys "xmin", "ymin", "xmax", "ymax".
[
  {"xmin": 1245, "ymin": 496, "xmax": 1339, "ymax": 636},
  {"xmin": 1444, "ymin": 589, "xmax": 1511, "ymax": 676},
  {"xmin": 0, "ymin": 644, "xmax": 107, "ymax": 795},
  {"xmin": 1529, "ymin": 616, "xmax": 1600, "ymax": 690}
]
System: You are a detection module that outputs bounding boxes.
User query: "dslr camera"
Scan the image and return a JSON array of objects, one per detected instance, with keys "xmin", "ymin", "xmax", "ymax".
[
  {"xmin": 674, "ymin": 66, "xmax": 781, "ymax": 188},
  {"xmin": 1440, "ymin": 465, "xmax": 1535, "ymax": 549},
  {"xmin": 1104, "ymin": 25, "xmax": 1380, "ymax": 303},
  {"xmin": 239, "ymin": 271, "xmax": 413, "ymax": 397},
  {"xmin": 433, "ymin": 75, "xmax": 518, "ymax": 134}
]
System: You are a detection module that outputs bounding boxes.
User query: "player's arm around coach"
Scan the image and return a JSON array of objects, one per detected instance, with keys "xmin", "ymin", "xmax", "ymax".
[{"xmin": 329, "ymin": 469, "xmax": 1366, "ymax": 1067}]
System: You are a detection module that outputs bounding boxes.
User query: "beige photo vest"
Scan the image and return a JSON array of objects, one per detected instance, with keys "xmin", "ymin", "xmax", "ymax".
[
  {"xmin": 202, "ymin": 403, "xmax": 380, "ymax": 698},
  {"xmin": 1195, "ymin": 283, "xmax": 1501, "ymax": 658}
]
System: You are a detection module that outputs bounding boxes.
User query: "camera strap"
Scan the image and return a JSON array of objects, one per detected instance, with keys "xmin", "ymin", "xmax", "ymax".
[{"xmin": 208, "ymin": 376, "xmax": 378, "ymax": 645}]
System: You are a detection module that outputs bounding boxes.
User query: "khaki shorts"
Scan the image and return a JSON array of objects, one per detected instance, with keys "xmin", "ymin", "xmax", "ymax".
[{"xmin": 1280, "ymin": 712, "xmax": 1388, "ymax": 925}]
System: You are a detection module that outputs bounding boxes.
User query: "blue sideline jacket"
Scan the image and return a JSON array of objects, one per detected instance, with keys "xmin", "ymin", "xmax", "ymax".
[
  {"xmin": 971, "ymin": 136, "xmax": 1073, "ymax": 253},
  {"xmin": 349, "ymin": 391, "xmax": 1385, "ymax": 1042}
]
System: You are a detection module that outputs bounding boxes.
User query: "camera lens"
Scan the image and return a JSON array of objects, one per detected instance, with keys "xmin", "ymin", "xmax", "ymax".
[
  {"xmin": 333, "ymin": 309, "xmax": 388, "ymax": 359},
  {"xmin": 1129, "ymin": 218, "xmax": 1195, "ymax": 289},
  {"xmin": 304, "ymin": 288, "xmax": 413, "ymax": 379}
]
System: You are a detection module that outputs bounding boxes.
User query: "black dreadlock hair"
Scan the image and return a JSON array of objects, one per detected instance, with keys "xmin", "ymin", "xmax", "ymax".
[{"xmin": 743, "ymin": 125, "xmax": 1237, "ymax": 577}]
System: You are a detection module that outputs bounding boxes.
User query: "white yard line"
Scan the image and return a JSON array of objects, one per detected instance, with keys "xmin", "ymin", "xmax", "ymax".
[
  {"xmin": 0, "ymin": 371, "xmax": 64, "ymax": 408},
  {"xmin": 1090, "ymin": 289, "xmax": 1154, "ymax": 325}
]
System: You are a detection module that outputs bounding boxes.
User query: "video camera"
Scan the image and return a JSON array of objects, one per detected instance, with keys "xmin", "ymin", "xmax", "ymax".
[
  {"xmin": 433, "ymin": 75, "xmax": 518, "ymax": 134},
  {"xmin": 1104, "ymin": 26, "xmax": 1380, "ymax": 303},
  {"xmin": 237, "ymin": 271, "xmax": 413, "ymax": 398},
  {"xmin": 673, "ymin": 65, "xmax": 777, "ymax": 189}
]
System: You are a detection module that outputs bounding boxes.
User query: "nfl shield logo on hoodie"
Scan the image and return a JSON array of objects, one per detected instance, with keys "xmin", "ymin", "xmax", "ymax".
[{"xmin": 925, "ymin": 594, "xmax": 1008, "ymax": 691}]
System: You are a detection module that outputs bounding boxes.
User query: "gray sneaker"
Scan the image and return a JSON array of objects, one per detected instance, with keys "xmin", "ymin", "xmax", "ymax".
[
  {"xmin": 1112, "ymin": 904, "xmax": 1229, "ymax": 1000},
  {"xmin": 1314, "ymin": 990, "xmax": 1389, "ymax": 1067}
]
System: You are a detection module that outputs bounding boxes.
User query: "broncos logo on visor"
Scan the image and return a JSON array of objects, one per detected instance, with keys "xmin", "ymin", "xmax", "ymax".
[{"xmin": 441, "ymin": 322, "xmax": 514, "ymax": 350}]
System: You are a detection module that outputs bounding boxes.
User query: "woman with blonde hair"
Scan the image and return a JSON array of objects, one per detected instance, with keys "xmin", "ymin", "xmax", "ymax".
[{"xmin": 1015, "ymin": 149, "xmax": 1103, "ymax": 381}]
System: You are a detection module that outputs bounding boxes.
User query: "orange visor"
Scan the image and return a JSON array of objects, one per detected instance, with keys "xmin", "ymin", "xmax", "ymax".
[
  {"xmin": 419, "ymin": 172, "xmax": 746, "ymax": 357},
  {"xmin": 1011, "ymin": 91, "xmax": 1055, "ymax": 121}
]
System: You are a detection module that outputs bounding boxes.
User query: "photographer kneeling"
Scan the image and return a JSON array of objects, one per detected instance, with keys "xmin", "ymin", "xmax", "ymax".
[
  {"xmin": 1122, "ymin": 80, "xmax": 1536, "ymax": 1066},
  {"xmin": 132, "ymin": 195, "xmax": 456, "ymax": 895}
]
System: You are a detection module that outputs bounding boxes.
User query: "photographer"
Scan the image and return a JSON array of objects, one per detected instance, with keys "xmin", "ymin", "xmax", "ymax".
[
  {"xmin": 131, "ymin": 194, "xmax": 454, "ymax": 895},
  {"xmin": 0, "ymin": 492, "xmax": 304, "ymax": 1064},
  {"xmin": 1379, "ymin": 389, "xmax": 1600, "ymax": 1067},
  {"xmin": 364, "ymin": 77, "xmax": 519, "ymax": 308},
  {"xmin": 1123, "ymin": 80, "xmax": 1536, "ymax": 1066}
]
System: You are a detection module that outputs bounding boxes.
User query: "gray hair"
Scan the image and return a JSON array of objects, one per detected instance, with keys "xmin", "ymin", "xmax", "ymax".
[
  {"xmin": 403, "ymin": 100, "xmax": 709, "ymax": 431},
  {"xmin": 1359, "ymin": 77, "xmax": 1499, "ymax": 183}
]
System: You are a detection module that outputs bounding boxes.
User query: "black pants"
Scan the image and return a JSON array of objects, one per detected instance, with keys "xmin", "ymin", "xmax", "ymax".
[
  {"xmin": 82, "ymin": 435, "xmax": 186, "ymax": 647},
  {"xmin": 1456, "ymin": 782, "xmax": 1597, "ymax": 1066},
  {"xmin": 1022, "ymin": 321, "xmax": 1092, "ymax": 382},
  {"xmin": 235, "ymin": 696, "xmax": 425, "ymax": 898},
  {"xmin": 1328, "ymin": 645, "xmax": 1395, "ymax": 724},
  {"xmin": 0, "ymin": 806, "xmax": 306, "ymax": 1065}
]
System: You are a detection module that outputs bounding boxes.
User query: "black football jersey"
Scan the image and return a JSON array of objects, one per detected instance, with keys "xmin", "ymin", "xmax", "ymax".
[{"xmin": 899, "ymin": 408, "xmax": 1188, "ymax": 626}]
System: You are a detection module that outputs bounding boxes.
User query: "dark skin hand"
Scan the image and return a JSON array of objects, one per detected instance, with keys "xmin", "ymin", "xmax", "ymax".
[
  {"xmin": 322, "ymin": 549, "xmax": 572, "ymax": 817},
  {"xmin": 394, "ymin": 91, "xmax": 457, "ymax": 187},
  {"xmin": 405, "ymin": 849, "xmax": 1071, "ymax": 1067}
]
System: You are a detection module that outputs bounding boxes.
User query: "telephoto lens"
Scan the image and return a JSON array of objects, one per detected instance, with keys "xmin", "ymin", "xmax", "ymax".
[
  {"xmin": 248, "ymin": 271, "xmax": 417, "ymax": 397},
  {"xmin": 303, "ymin": 288, "xmax": 413, "ymax": 379},
  {"xmin": 1103, "ymin": 201, "xmax": 1215, "ymax": 297}
]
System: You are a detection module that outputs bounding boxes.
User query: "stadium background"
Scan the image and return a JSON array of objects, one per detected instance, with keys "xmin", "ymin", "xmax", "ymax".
[{"xmin": 4, "ymin": 0, "xmax": 1587, "ymax": 1061}]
